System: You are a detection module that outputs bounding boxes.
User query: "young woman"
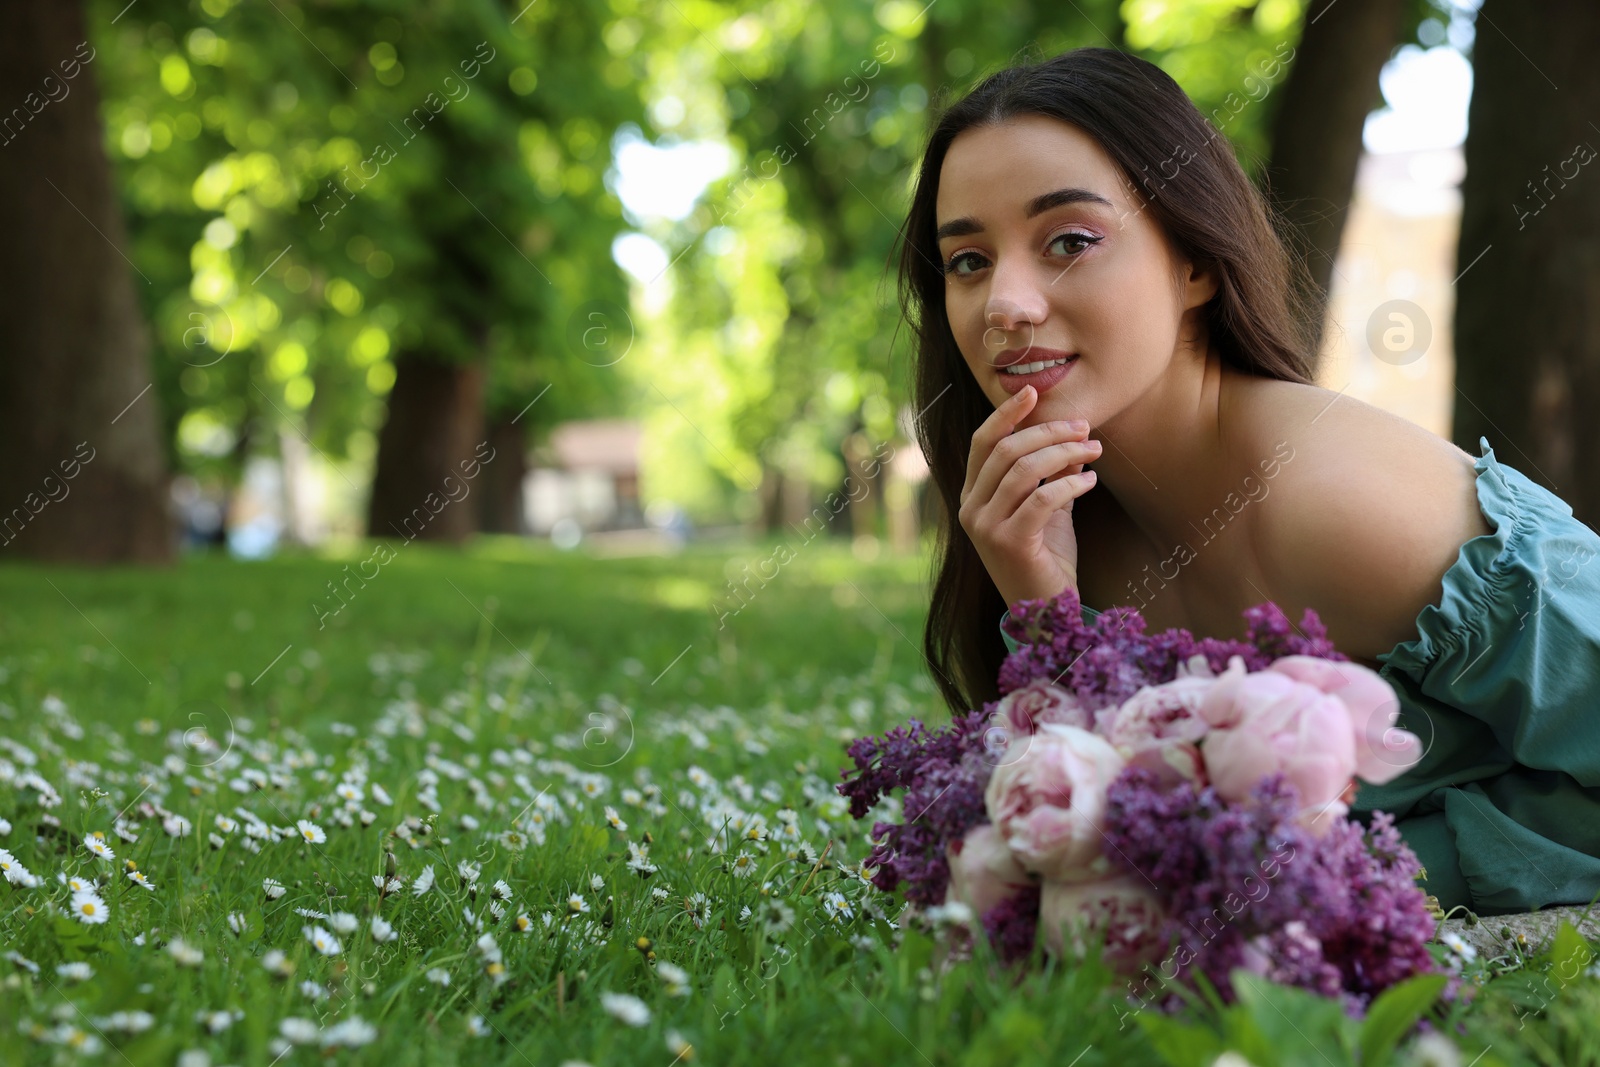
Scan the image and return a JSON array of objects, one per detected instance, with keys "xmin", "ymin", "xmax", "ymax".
[{"xmin": 897, "ymin": 47, "xmax": 1600, "ymax": 916}]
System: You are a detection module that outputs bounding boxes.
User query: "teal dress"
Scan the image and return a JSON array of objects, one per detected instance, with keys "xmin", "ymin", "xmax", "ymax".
[{"xmin": 999, "ymin": 437, "xmax": 1600, "ymax": 916}]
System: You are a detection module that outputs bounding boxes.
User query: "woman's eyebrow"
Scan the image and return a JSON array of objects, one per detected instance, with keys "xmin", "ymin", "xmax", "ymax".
[{"xmin": 935, "ymin": 187, "xmax": 1116, "ymax": 241}]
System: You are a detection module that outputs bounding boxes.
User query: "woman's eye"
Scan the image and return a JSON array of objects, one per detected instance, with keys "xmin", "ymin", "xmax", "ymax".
[
  {"xmin": 1049, "ymin": 231, "xmax": 1100, "ymax": 256},
  {"xmin": 942, "ymin": 251, "xmax": 987, "ymax": 277}
]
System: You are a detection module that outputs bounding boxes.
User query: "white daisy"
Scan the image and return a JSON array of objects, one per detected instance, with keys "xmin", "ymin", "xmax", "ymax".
[
  {"xmin": 327, "ymin": 912, "xmax": 359, "ymax": 935},
  {"xmin": 92, "ymin": 1010, "xmax": 153, "ymax": 1033},
  {"xmin": 82, "ymin": 833, "xmax": 115, "ymax": 861},
  {"xmin": 279, "ymin": 1017, "xmax": 319, "ymax": 1045},
  {"xmin": 69, "ymin": 889, "xmax": 108, "ymax": 924},
  {"xmin": 425, "ymin": 967, "xmax": 451, "ymax": 986},
  {"xmin": 162, "ymin": 814, "xmax": 192, "ymax": 837},
  {"xmin": 197, "ymin": 1009, "xmax": 237, "ymax": 1034},
  {"xmin": 4, "ymin": 950, "xmax": 40, "ymax": 974},
  {"xmin": 370, "ymin": 916, "xmax": 396, "ymax": 942},
  {"xmin": 412, "ymin": 865, "xmax": 436, "ymax": 896},
  {"xmin": 168, "ymin": 938, "xmax": 204, "ymax": 966},
  {"xmin": 320, "ymin": 1016, "xmax": 377, "ymax": 1048},
  {"xmin": 127, "ymin": 870, "xmax": 155, "ymax": 891},
  {"xmin": 0, "ymin": 850, "xmax": 40, "ymax": 887},
  {"xmin": 656, "ymin": 960, "xmax": 690, "ymax": 997},
  {"xmin": 303, "ymin": 925, "xmax": 342, "ymax": 956},
  {"xmin": 56, "ymin": 961, "xmax": 94, "ymax": 981},
  {"xmin": 296, "ymin": 819, "xmax": 326, "ymax": 845},
  {"xmin": 599, "ymin": 992, "xmax": 651, "ymax": 1027},
  {"xmin": 1440, "ymin": 931, "xmax": 1479, "ymax": 963}
]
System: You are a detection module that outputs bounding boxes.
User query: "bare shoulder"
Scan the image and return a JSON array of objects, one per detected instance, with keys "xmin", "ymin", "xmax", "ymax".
[{"xmin": 1224, "ymin": 376, "xmax": 1492, "ymax": 661}]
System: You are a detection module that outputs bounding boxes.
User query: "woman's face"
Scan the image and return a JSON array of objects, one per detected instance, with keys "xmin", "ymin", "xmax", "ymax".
[{"xmin": 934, "ymin": 114, "xmax": 1215, "ymax": 430}]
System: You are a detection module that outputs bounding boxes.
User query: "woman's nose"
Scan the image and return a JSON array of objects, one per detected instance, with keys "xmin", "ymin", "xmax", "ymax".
[
  {"xmin": 983, "ymin": 291, "xmax": 1047, "ymax": 356},
  {"xmin": 983, "ymin": 261, "xmax": 1049, "ymax": 334}
]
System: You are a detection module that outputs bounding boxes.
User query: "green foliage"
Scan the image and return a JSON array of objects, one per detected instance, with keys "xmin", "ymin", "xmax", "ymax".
[
  {"xmin": 82, "ymin": 0, "xmax": 1477, "ymax": 525},
  {"xmin": 92, "ymin": 0, "xmax": 645, "ymax": 490}
]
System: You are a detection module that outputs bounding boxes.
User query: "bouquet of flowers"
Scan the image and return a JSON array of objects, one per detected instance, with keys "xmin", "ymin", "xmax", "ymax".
[{"xmin": 838, "ymin": 589, "xmax": 1443, "ymax": 1013}]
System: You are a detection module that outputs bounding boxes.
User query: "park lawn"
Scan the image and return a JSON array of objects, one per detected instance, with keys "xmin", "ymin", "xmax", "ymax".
[{"xmin": 0, "ymin": 540, "xmax": 1590, "ymax": 1066}]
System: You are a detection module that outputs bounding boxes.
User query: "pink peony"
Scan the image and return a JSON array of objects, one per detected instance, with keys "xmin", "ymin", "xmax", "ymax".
[
  {"xmin": 994, "ymin": 679, "xmax": 1093, "ymax": 740},
  {"xmin": 1098, "ymin": 674, "xmax": 1214, "ymax": 786},
  {"xmin": 984, "ymin": 724, "xmax": 1126, "ymax": 882},
  {"xmin": 1038, "ymin": 875, "xmax": 1167, "ymax": 972},
  {"xmin": 943, "ymin": 823, "xmax": 1033, "ymax": 919},
  {"xmin": 1264, "ymin": 655, "xmax": 1422, "ymax": 783},
  {"xmin": 1199, "ymin": 656, "xmax": 1363, "ymax": 831}
]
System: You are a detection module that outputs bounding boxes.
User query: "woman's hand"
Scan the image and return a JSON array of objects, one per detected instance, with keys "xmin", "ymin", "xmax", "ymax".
[{"xmin": 958, "ymin": 385, "xmax": 1102, "ymax": 609}]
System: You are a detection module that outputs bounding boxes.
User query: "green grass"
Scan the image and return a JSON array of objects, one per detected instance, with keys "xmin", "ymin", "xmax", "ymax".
[{"xmin": 0, "ymin": 541, "xmax": 1592, "ymax": 1066}]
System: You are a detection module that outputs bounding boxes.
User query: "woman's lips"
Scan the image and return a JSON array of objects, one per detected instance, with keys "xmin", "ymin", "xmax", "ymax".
[{"xmin": 996, "ymin": 355, "xmax": 1078, "ymax": 396}]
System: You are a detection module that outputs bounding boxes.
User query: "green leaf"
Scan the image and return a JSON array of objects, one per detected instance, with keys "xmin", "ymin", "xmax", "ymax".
[
  {"xmin": 1136, "ymin": 1011, "xmax": 1225, "ymax": 1067},
  {"xmin": 960, "ymin": 1002, "xmax": 1047, "ymax": 1067},
  {"xmin": 1548, "ymin": 920, "xmax": 1597, "ymax": 987},
  {"xmin": 1358, "ymin": 973, "xmax": 1448, "ymax": 1065},
  {"xmin": 1230, "ymin": 970, "xmax": 1356, "ymax": 1067},
  {"xmin": 896, "ymin": 924, "xmax": 934, "ymax": 983}
]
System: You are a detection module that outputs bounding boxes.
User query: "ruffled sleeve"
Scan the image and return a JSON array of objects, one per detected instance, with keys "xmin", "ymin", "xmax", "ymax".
[
  {"xmin": 1354, "ymin": 436, "xmax": 1600, "ymax": 913},
  {"xmin": 1372, "ymin": 437, "xmax": 1600, "ymax": 786}
]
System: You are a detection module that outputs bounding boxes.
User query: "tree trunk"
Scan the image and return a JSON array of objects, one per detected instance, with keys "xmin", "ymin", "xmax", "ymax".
[
  {"xmin": 1454, "ymin": 0, "xmax": 1600, "ymax": 529},
  {"xmin": 1261, "ymin": 0, "xmax": 1406, "ymax": 358},
  {"xmin": 366, "ymin": 355, "xmax": 487, "ymax": 544},
  {"xmin": 0, "ymin": 0, "xmax": 172, "ymax": 563},
  {"xmin": 476, "ymin": 415, "xmax": 528, "ymax": 534}
]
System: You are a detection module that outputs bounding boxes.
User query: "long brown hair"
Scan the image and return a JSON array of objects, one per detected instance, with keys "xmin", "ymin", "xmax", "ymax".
[{"xmin": 897, "ymin": 47, "xmax": 1320, "ymax": 716}]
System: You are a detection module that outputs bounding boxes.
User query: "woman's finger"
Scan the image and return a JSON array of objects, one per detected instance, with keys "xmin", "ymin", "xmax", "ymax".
[
  {"xmin": 984, "ymin": 438, "xmax": 1101, "ymax": 522},
  {"xmin": 967, "ymin": 418, "xmax": 1089, "ymax": 512},
  {"xmin": 1005, "ymin": 469, "xmax": 1098, "ymax": 538},
  {"xmin": 962, "ymin": 386, "xmax": 1037, "ymax": 504}
]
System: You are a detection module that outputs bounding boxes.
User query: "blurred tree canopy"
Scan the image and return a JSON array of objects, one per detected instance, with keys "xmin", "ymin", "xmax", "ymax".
[
  {"xmin": 94, "ymin": 0, "xmax": 643, "ymax": 540},
  {"xmin": 2, "ymin": 0, "xmax": 1462, "ymax": 558}
]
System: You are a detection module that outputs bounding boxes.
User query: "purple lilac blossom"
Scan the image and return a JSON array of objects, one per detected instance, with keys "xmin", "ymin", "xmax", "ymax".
[
  {"xmin": 1103, "ymin": 768, "xmax": 1443, "ymax": 1010},
  {"xmin": 839, "ymin": 708, "xmax": 995, "ymax": 907},
  {"xmin": 981, "ymin": 884, "xmax": 1042, "ymax": 965},
  {"xmin": 997, "ymin": 589, "xmax": 1346, "ymax": 711}
]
